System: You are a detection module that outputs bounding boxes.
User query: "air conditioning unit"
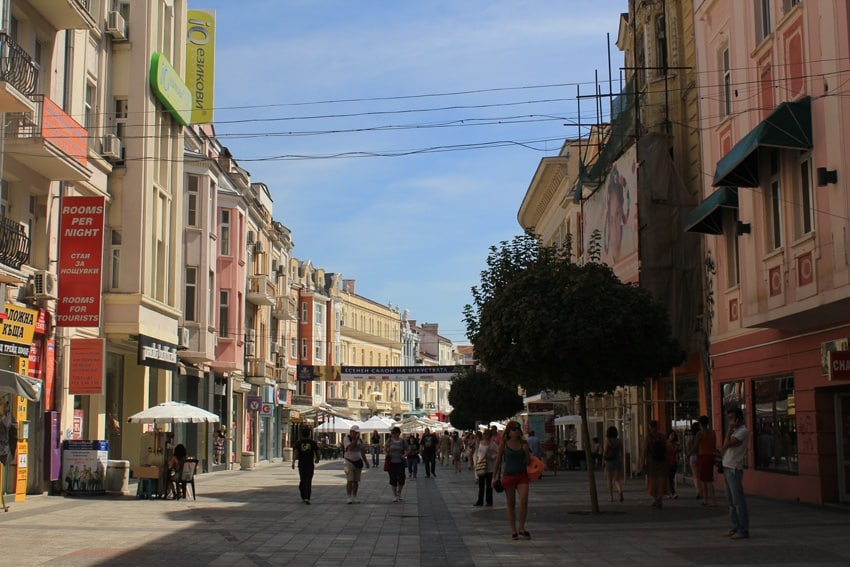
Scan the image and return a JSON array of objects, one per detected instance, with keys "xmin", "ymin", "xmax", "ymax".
[
  {"xmin": 253, "ymin": 240, "xmax": 265, "ymax": 254},
  {"xmin": 33, "ymin": 270, "xmax": 56, "ymax": 300},
  {"xmin": 177, "ymin": 326, "xmax": 190, "ymax": 350},
  {"xmin": 102, "ymin": 134, "xmax": 122, "ymax": 160},
  {"xmin": 106, "ymin": 11, "xmax": 127, "ymax": 40},
  {"xmin": 245, "ymin": 329, "xmax": 256, "ymax": 343},
  {"xmin": 245, "ymin": 341, "xmax": 256, "ymax": 357},
  {"xmin": 271, "ymin": 343, "xmax": 280, "ymax": 354}
]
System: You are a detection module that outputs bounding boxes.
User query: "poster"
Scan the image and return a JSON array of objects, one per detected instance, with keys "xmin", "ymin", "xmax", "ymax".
[{"xmin": 61, "ymin": 440, "xmax": 108, "ymax": 496}]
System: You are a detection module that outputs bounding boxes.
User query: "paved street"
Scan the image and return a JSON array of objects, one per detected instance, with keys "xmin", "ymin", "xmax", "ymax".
[{"xmin": 2, "ymin": 460, "xmax": 850, "ymax": 566}]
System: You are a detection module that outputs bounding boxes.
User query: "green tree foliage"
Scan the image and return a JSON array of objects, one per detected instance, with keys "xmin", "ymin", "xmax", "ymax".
[
  {"xmin": 447, "ymin": 367, "xmax": 525, "ymax": 429},
  {"xmin": 464, "ymin": 233, "xmax": 684, "ymax": 513}
]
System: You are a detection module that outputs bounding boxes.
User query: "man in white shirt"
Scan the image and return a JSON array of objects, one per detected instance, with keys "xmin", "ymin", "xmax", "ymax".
[{"xmin": 721, "ymin": 407, "xmax": 750, "ymax": 539}]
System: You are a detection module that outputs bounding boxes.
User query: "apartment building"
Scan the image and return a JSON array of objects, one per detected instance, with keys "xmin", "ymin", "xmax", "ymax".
[{"xmin": 691, "ymin": 0, "xmax": 850, "ymax": 504}]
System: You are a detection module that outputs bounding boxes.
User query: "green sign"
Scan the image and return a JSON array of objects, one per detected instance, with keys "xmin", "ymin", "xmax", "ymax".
[{"xmin": 149, "ymin": 52, "xmax": 192, "ymax": 126}]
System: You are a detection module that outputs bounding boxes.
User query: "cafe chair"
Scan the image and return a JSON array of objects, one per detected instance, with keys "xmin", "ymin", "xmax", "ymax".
[{"xmin": 176, "ymin": 458, "xmax": 198, "ymax": 500}]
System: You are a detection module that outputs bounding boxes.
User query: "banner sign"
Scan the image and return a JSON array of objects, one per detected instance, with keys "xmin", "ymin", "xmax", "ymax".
[
  {"xmin": 137, "ymin": 334, "xmax": 178, "ymax": 372},
  {"xmin": 57, "ymin": 196, "xmax": 105, "ymax": 327},
  {"xmin": 69, "ymin": 338, "xmax": 105, "ymax": 395},
  {"xmin": 829, "ymin": 350, "xmax": 850, "ymax": 381},
  {"xmin": 0, "ymin": 303, "xmax": 38, "ymax": 357},
  {"xmin": 186, "ymin": 10, "xmax": 215, "ymax": 124},
  {"xmin": 296, "ymin": 365, "xmax": 469, "ymax": 381}
]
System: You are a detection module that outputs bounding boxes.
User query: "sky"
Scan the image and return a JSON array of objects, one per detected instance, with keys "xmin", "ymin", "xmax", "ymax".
[{"xmin": 192, "ymin": 1, "xmax": 626, "ymax": 345}]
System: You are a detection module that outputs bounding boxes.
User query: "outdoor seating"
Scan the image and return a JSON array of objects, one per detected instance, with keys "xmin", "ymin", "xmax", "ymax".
[{"xmin": 174, "ymin": 458, "xmax": 198, "ymax": 500}]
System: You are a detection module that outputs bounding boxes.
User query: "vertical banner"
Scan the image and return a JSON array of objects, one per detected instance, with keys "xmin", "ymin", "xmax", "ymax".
[
  {"xmin": 57, "ymin": 196, "xmax": 105, "ymax": 328},
  {"xmin": 68, "ymin": 338, "xmax": 105, "ymax": 395},
  {"xmin": 186, "ymin": 10, "xmax": 215, "ymax": 124}
]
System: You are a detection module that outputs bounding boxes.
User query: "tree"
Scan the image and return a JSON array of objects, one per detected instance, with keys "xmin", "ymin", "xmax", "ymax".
[
  {"xmin": 464, "ymin": 234, "xmax": 683, "ymax": 514},
  {"xmin": 447, "ymin": 367, "xmax": 525, "ymax": 429}
]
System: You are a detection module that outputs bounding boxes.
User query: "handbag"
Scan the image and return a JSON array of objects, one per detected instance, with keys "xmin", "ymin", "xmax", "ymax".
[
  {"xmin": 493, "ymin": 477, "xmax": 504, "ymax": 493},
  {"xmin": 526, "ymin": 456, "xmax": 544, "ymax": 482},
  {"xmin": 383, "ymin": 457, "xmax": 391, "ymax": 471},
  {"xmin": 475, "ymin": 458, "xmax": 488, "ymax": 477}
]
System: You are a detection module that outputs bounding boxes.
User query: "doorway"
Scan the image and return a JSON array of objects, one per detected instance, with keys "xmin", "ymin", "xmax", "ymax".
[{"xmin": 836, "ymin": 394, "xmax": 850, "ymax": 503}]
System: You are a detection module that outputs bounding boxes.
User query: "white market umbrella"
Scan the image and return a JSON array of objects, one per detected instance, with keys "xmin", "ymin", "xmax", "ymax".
[
  {"xmin": 0, "ymin": 369, "xmax": 42, "ymax": 402},
  {"xmin": 359, "ymin": 415, "xmax": 394, "ymax": 434},
  {"xmin": 127, "ymin": 401, "xmax": 220, "ymax": 424},
  {"xmin": 315, "ymin": 417, "xmax": 357, "ymax": 433}
]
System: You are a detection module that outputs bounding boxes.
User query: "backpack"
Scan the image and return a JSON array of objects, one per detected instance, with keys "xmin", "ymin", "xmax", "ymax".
[{"xmin": 651, "ymin": 435, "xmax": 666, "ymax": 462}]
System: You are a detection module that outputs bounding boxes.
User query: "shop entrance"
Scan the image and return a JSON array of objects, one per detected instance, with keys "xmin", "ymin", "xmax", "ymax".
[{"xmin": 837, "ymin": 394, "xmax": 850, "ymax": 503}]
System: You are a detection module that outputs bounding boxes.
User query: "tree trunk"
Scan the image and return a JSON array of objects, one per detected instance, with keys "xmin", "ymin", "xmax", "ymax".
[{"xmin": 579, "ymin": 393, "xmax": 600, "ymax": 514}]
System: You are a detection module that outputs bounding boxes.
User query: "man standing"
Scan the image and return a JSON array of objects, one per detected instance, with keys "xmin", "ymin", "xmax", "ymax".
[
  {"xmin": 439, "ymin": 430, "xmax": 451, "ymax": 466},
  {"xmin": 292, "ymin": 426, "xmax": 320, "ymax": 504},
  {"xmin": 420, "ymin": 427, "xmax": 438, "ymax": 478},
  {"xmin": 343, "ymin": 424, "xmax": 369, "ymax": 504},
  {"xmin": 721, "ymin": 407, "xmax": 750, "ymax": 539},
  {"xmin": 527, "ymin": 430, "xmax": 542, "ymax": 459}
]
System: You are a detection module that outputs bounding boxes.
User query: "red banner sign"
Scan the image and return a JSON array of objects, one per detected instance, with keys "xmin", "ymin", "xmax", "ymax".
[
  {"xmin": 829, "ymin": 351, "xmax": 850, "ymax": 381},
  {"xmin": 57, "ymin": 196, "xmax": 105, "ymax": 327},
  {"xmin": 69, "ymin": 338, "xmax": 105, "ymax": 395}
]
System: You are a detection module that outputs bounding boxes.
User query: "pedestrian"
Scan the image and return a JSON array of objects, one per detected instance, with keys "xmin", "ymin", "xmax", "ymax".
[
  {"xmin": 685, "ymin": 421, "xmax": 701, "ymax": 499},
  {"xmin": 292, "ymin": 426, "xmax": 320, "ymax": 504},
  {"xmin": 473, "ymin": 428, "xmax": 497, "ymax": 506},
  {"xmin": 342, "ymin": 424, "xmax": 369, "ymax": 504},
  {"xmin": 603, "ymin": 425, "xmax": 624, "ymax": 502},
  {"xmin": 370, "ymin": 429, "xmax": 381, "ymax": 467},
  {"xmin": 643, "ymin": 419, "xmax": 668, "ymax": 509},
  {"xmin": 420, "ymin": 427, "xmax": 438, "ymax": 478},
  {"xmin": 492, "ymin": 420, "xmax": 532, "ymax": 540},
  {"xmin": 385, "ymin": 426, "xmax": 409, "ymax": 502},
  {"xmin": 526, "ymin": 430, "xmax": 542, "ymax": 459},
  {"xmin": 213, "ymin": 425, "xmax": 228, "ymax": 465},
  {"xmin": 721, "ymin": 407, "xmax": 750, "ymax": 539},
  {"xmin": 406, "ymin": 434, "xmax": 420, "ymax": 478},
  {"xmin": 689, "ymin": 415, "xmax": 718, "ymax": 506},
  {"xmin": 452, "ymin": 431, "xmax": 463, "ymax": 473},
  {"xmin": 667, "ymin": 430, "xmax": 680, "ymax": 499},
  {"xmin": 439, "ymin": 430, "xmax": 452, "ymax": 466}
]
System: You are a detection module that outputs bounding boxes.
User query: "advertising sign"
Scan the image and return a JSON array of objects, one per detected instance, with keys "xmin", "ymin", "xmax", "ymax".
[
  {"xmin": 57, "ymin": 196, "xmax": 105, "ymax": 327},
  {"xmin": 137, "ymin": 334, "xmax": 178, "ymax": 372},
  {"xmin": 68, "ymin": 338, "xmax": 105, "ymax": 395},
  {"xmin": 829, "ymin": 350, "xmax": 850, "ymax": 381},
  {"xmin": 0, "ymin": 303, "xmax": 37, "ymax": 357},
  {"xmin": 150, "ymin": 52, "xmax": 192, "ymax": 126},
  {"xmin": 186, "ymin": 10, "xmax": 215, "ymax": 124},
  {"xmin": 61, "ymin": 440, "xmax": 108, "ymax": 496},
  {"xmin": 296, "ymin": 365, "xmax": 468, "ymax": 381},
  {"xmin": 246, "ymin": 396, "xmax": 262, "ymax": 412}
]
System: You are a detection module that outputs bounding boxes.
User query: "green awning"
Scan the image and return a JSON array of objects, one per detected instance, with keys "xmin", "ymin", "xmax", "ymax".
[
  {"xmin": 713, "ymin": 97, "xmax": 812, "ymax": 187},
  {"xmin": 685, "ymin": 187, "xmax": 738, "ymax": 235}
]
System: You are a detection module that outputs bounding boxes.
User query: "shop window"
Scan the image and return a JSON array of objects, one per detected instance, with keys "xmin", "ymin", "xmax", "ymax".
[{"xmin": 753, "ymin": 375, "xmax": 797, "ymax": 473}]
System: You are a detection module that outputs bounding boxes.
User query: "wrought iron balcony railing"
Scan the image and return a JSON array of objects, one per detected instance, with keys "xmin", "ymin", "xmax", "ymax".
[
  {"xmin": 0, "ymin": 216, "xmax": 30, "ymax": 270},
  {"xmin": 0, "ymin": 34, "xmax": 38, "ymax": 97}
]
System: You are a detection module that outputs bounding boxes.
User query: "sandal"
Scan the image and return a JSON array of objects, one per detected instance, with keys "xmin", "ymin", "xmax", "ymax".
[
  {"xmin": 511, "ymin": 533, "xmax": 519, "ymax": 540},
  {"xmin": 520, "ymin": 531, "xmax": 531, "ymax": 539}
]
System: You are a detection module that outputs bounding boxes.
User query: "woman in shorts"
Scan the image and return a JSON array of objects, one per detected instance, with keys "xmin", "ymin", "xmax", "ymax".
[{"xmin": 492, "ymin": 420, "xmax": 532, "ymax": 540}]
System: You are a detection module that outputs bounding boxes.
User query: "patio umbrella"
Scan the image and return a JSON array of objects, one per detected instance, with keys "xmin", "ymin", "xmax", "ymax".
[
  {"xmin": 359, "ymin": 415, "xmax": 394, "ymax": 434},
  {"xmin": 315, "ymin": 417, "xmax": 356, "ymax": 433},
  {"xmin": 0, "ymin": 368, "xmax": 42, "ymax": 402},
  {"xmin": 127, "ymin": 401, "xmax": 220, "ymax": 424}
]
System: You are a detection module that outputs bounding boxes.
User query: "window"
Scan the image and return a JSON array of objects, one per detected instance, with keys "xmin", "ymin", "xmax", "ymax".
[
  {"xmin": 84, "ymin": 81, "xmax": 97, "ymax": 150},
  {"xmin": 208, "ymin": 271, "xmax": 214, "ymax": 325},
  {"xmin": 722, "ymin": 48, "xmax": 732, "ymax": 117},
  {"xmin": 301, "ymin": 339, "xmax": 308, "ymax": 360},
  {"xmin": 314, "ymin": 340, "xmax": 323, "ymax": 362},
  {"xmin": 186, "ymin": 174, "xmax": 199, "ymax": 226},
  {"xmin": 725, "ymin": 224, "xmax": 741, "ymax": 287},
  {"xmin": 219, "ymin": 290, "xmax": 229, "ymax": 338},
  {"xmin": 314, "ymin": 303, "xmax": 323, "ymax": 325},
  {"xmin": 220, "ymin": 210, "xmax": 230, "ymax": 255},
  {"xmin": 301, "ymin": 302, "xmax": 308, "ymax": 323},
  {"xmin": 753, "ymin": 375, "xmax": 797, "ymax": 473},
  {"xmin": 766, "ymin": 150, "xmax": 783, "ymax": 250},
  {"xmin": 185, "ymin": 267, "xmax": 197, "ymax": 321},
  {"xmin": 796, "ymin": 152, "xmax": 814, "ymax": 237},
  {"xmin": 756, "ymin": 0, "xmax": 772, "ymax": 43},
  {"xmin": 290, "ymin": 337, "xmax": 297, "ymax": 358},
  {"xmin": 655, "ymin": 14, "xmax": 668, "ymax": 76},
  {"xmin": 110, "ymin": 229, "xmax": 121, "ymax": 289}
]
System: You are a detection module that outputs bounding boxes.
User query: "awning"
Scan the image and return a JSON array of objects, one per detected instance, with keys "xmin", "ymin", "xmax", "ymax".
[
  {"xmin": 713, "ymin": 97, "xmax": 812, "ymax": 187},
  {"xmin": 685, "ymin": 187, "xmax": 739, "ymax": 234}
]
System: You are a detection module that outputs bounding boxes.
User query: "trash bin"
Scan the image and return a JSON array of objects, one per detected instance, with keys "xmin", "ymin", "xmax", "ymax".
[
  {"xmin": 240, "ymin": 451, "xmax": 255, "ymax": 471},
  {"xmin": 105, "ymin": 460, "xmax": 130, "ymax": 494},
  {"xmin": 282, "ymin": 448, "xmax": 293, "ymax": 462}
]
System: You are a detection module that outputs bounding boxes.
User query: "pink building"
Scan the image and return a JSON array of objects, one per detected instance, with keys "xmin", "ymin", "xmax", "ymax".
[{"xmin": 691, "ymin": 0, "xmax": 850, "ymax": 503}]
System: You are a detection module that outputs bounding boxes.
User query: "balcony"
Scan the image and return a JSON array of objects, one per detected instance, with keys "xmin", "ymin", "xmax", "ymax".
[
  {"xmin": 0, "ymin": 217, "xmax": 30, "ymax": 271},
  {"xmin": 246, "ymin": 274, "xmax": 275, "ymax": 306},
  {"xmin": 0, "ymin": 34, "xmax": 38, "ymax": 114},
  {"xmin": 271, "ymin": 295, "xmax": 297, "ymax": 320},
  {"xmin": 5, "ymin": 95, "xmax": 90, "ymax": 181},
  {"xmin": 29, "ymin": 0, "xmax": 96, "ymax": 31},
  {"xmin": 245, "ymin": 358, "xmax": 275, "ymax": 386}
]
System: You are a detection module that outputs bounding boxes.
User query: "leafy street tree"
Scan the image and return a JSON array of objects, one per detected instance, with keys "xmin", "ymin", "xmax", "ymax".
[
  {"xmin": 463, "ymin": 233, "xmax": 684, "ymax": 514},
  {"xmin": 448, "ymin": 367, "xmax": 525, "ymax": 430}
]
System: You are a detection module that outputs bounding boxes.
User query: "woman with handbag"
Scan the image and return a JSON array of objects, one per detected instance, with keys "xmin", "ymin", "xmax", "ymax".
[
  {"xmin": 385, "ymin": 426, "xmax": 409, "ymax": 502},
  {"xmin": 473, "ymin": 429, "xmax": 496, "ymax": 506},
  {"xmin": 492, "ymin": 420, "xmax": 532, "ymax": 539}
]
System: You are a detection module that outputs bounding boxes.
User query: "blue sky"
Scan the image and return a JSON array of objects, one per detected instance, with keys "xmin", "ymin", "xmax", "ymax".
[{"xmin": 192, "ymin": 1, "xmax": 626, "ymax": 344}]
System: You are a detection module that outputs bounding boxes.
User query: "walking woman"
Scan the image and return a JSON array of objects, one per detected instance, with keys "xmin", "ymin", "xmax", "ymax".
[
  {"xmin": 603, "ymin": 425, "xmax": 624, "ymax": 502},
  {"xmin": 643, "ymin": 419, "xmax": 668, "ymax": 509},
  {"xmin": 473, "ymin": 429, "xmax": 497, "ymax": 506},
  {"xmin": 492, "ymin": 420, "xmax": 532, "ymax": 540},
  {"xmin": 406, "ymin": 434, "xmax": 420, "ymax": 479},
  {"xmin": 385, "ymin": 426, "xmax": 409, "ymax": 502}
]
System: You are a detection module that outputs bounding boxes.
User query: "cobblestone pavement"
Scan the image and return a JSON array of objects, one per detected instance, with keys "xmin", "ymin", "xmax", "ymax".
[{"xmin": 2, "ymin": 460, "xmax": 850, "ymax": 566}]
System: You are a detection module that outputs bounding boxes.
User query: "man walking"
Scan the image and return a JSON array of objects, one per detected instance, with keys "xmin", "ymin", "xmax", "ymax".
[
  {"xmin": 421, "ymin": 427, "xmax": 438, "ymax": 478},
  {"xmin": 721, "ymin": 407, "xmax": 750, "ymax": 539},
  {"xmin": 292, "ymin": 426, "xmax": 320, "ymax": 504},
  {"xmin": 343, "ymin": 424, "xmax": 369, "ymax": 503}
]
